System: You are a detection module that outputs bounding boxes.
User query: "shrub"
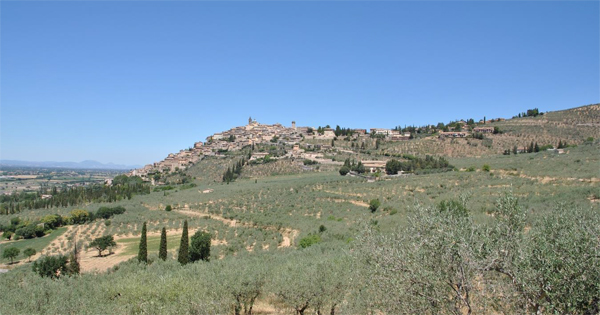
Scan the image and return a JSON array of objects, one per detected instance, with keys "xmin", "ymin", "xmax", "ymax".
[
  {"xmin": 69, "ymin": 209, "xmax": 91, "ymax": 224},
  {"xmin": 482, "ymin": 164, "xmax": 490, "ymax": 172},
  {"xmin": 369, "ymin": 199, "xmax": 381, "ymax": 213},
  {"xmin": 339, "ymin": 166, "xmax": 350, "ymax": 176},
  {"xmin": 41, "ymin": 214, "xmax": 63, "ymax": 229},
  {"xmin": 165, "ymin": 205, "xmax": 172, "ymax": 212},
  {"xmin": 2, "ymin": 231, "xmax": 13, "ymax": 240},
  {"xmin": 15, "ymin": 224, "xmax": 44, "ymax": 239},
  {"xmin": 95, "ymin": 206, "xmax": 126, "ymax": 219},
  {"xmin": 319, "ymin": 225, "xmax": 327, "ymax": 233},
  {"xmin": 32, "ymin": 255, "xmax": 72, "ymax": 279},
  {"xmin": 298, "ymin": 234, "xmax": 322, "ymax": 248}
]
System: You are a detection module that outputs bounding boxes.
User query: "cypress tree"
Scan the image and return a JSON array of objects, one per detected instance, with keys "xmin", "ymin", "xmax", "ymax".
[
  {"xmin": 528, "ymin": 141, "xmax": 534, "ymax": 153},
  {"xmin": 138, "ymin": 221, "xmax": 148, "ymax": 263},
  {"xmin": 178, "ymin": 220, "xmax": 189, "ymax": 265},
  {"xmin": 159, "ymin": 227, "xmax": 167, "ymax": 261}
]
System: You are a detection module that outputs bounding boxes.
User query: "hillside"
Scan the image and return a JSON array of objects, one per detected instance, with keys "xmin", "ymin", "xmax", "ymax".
[{"xmin": 0, "ymin": 103, "xmax": 598, "ymax": 314}]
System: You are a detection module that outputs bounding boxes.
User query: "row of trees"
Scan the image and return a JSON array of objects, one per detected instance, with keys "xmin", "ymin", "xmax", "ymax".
[
  {"xmin": 223, "ymin": 158, "xmax": 247, "ymax": 184},
  {"xmin": 338, "ymin": 158, "xmax": 366, "ymax": 176},
  {"xmin": 1, "ymin": 207, "xmax": 126, "ymax": 241},
  {"xmin": 0, "ymin": 176, "xmax": 148, "ymax": 214},
  {"xmin": 2, "ymin": 247, "xmax": 36, "ymax": 264},
  {"xmin": 385, "ymin": 155, "xmax": 452, "ymax": 175},
  {"xmin": 503, "ymin": 140, "xmax": 567, "ymax": 155},
  {"xmin": 136, "ymin": 220, "xmax": 211, "ymax": 265},
  {"xmin": 514, "ymin": 107, "xmax": 542, "ymax": 118}
]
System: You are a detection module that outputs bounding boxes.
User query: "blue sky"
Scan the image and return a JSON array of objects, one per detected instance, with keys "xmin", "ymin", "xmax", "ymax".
[{"xmin": 1, "ymin": 1, "xmax": 598, "ymax": 166}]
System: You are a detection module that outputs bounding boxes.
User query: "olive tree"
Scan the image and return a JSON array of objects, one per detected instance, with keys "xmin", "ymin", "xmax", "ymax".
[
  {"xmin": 483, "ymin": 199, "xmax": 600, "ymax": 314},
  {"xmin": 2, "ymin": 247, "xmax": 19, "ymax": 264},
  {"xmin": 270, "ymin": 246, "xmax": 351, "ymax": 315},
  {"xmin": 353, "ymin": 196, "xmax": 481, "ymax": 314},
  {"xmin": 89, "ymin": 235, "xmax": 116, "ymax": 257},
  {"xmin": 24, "ymin": 248, "xmax": 36, "ymax": 262},
  {"xmin": 219, "ymin": 254, "xmax": 268, "ymax": 315}
]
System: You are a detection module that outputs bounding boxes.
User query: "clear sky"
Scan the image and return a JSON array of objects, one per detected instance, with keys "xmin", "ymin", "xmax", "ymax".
[{"xmin": 1, "ymin": 1, "xmax": 598, "ymax": 166}]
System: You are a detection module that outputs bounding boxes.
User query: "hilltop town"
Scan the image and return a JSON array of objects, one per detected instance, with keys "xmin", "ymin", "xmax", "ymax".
[{"xmin": 128, "ymin": 108, "xmax": 570, "ymax": 182}]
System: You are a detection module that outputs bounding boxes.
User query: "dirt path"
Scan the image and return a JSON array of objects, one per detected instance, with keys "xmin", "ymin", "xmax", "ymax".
[
  {"xmin": 318, "ymin": 197, "xmax": 369, "ymax": 208},
  {"xmin": 17, "ymin": 205, "xmax": 300, "ymax": 273},
  {"xmin": 174, "ymin": 209, "xmax": 300, "ymax": 249},
  {"xmin": 79, "ymin": 244, "xmax": 133, "ymax": 273},
  {"xmin": 492, "ymin": 169, "xmax": 600, "ymax": 184},
  {"xmin": 175, "ymin": 209, "xmax": 237, "ymax": 227}
]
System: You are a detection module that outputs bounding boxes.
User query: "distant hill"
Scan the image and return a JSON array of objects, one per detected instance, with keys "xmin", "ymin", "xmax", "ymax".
[{"xmin": 0, "ymin": 160, "xmax": 141, "ymax": 170}]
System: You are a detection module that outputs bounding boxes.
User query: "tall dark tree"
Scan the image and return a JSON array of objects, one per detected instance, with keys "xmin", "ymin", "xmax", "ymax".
[
  {"xmin": 534, "ymin": 142, "xmax": 540, "ymax": 152},
  {"xmin": 528, "ymin": 141, "xmax": 534, "ymax": 153},
  {"xmin": 138, "ymin": 222, "xmax": 148, "ymax": 263},
  {"xmin": 178, "ymin": 220, "xmax": 190, "ymax": 265},
  {"xmin": 68, "ymin": 238, "xmax": 80, "ymax": 275},
  {"xmin": 159, "ymin": 227, "xmax": 167, "ymax": 261}
]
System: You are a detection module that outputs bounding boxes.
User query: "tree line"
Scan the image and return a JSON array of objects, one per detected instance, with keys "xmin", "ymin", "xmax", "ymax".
[
  {"xmin": 1, "ymin": 206, "xmax": 126, "ymax": 241},
  {"xmin": 0, "ymin": 175, "xmax": 149, "ymax": 215},
  {"xmin": 385, "ymin": 155, "xmax": 452, "ymax": 175}
]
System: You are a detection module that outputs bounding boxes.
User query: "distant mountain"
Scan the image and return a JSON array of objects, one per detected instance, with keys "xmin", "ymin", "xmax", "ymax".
[{"xmin": 0, "ymin": 160, "xmax": 141, "ymax": 170}]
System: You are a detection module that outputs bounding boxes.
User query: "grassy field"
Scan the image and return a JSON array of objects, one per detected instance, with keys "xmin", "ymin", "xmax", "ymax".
[
  {"xmin": 118, "ymin": 233, "xmax": 183, "ymax": 256},
  {"xmin": 0, "ymin": 227, "xmax": 67, "ymax": 264}
]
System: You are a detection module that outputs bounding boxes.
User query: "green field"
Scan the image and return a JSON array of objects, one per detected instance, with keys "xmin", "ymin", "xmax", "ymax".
[
  {"xmin": 0, "ymin": 227, "xmax": 67, "ymax": 264},
  {"xmin": 118, "ymin": 233, "xmax": 184, "ymax": 257}
]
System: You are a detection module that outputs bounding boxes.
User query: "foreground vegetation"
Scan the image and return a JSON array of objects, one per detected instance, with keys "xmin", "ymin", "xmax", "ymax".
[{"xmin": 0, "ymin": 192, "xmax": 597, "ymax": 314}]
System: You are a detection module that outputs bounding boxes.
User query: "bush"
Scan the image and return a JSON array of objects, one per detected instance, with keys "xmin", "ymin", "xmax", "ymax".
[
  {"xmin": 41, "ymin": 214, "xmax": 63, "ymax": 229},
  {"xmin": 69, "ymin": 209, "xmax": 91, "ymax": 224},
  {"xmin": 32, "ymin": 255, "xmax": 71, "ymax": 279},
  {"xmin": 165, "ymin": 205, "xmax": 172, "ymax": 212},
  {"xmin": 339, "ymin": 166, "xmax": 350, "ymax": 176},
  {"xmin": 298, "ymin": 234, "xmax": 321, "ymax": 249},
  {"xmin": 482, "ymin": 164, "xmax": 490, "ymax": 172},
  {"xmin": 303, "ymin": 159, "xmax": 319, "ymax": 165},
  {"xmin": 369, "ymin": 199, "xmax": 381, "ymax": 213},
  {"xmin": 15, "ymin": 224, "xmax": 44, "ymax": 239},
  {"xmin": 2, "ymin": 231, "xmax": 13, "ymax": 240},
  {"xmin": 319, "ymin": 225, "xmax": 327, "ymax": 233},
  {"xmin": 95, "ymin": 206, "xmax": 126, "ymax": 219}
]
